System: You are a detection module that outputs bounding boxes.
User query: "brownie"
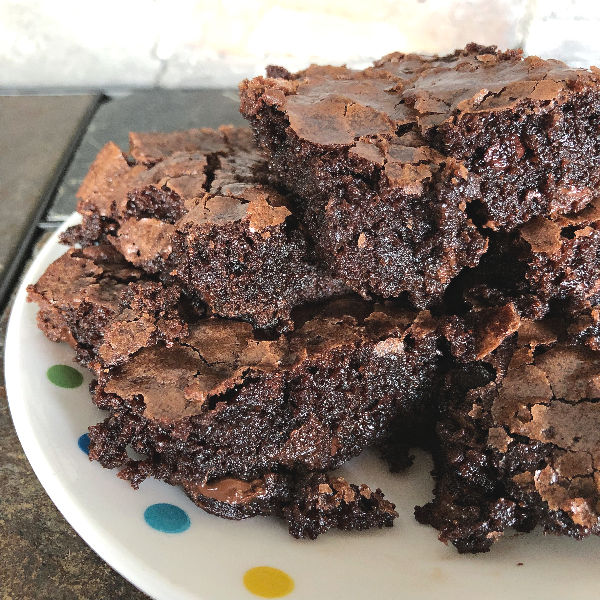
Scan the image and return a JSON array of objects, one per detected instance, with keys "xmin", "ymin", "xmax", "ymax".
[
  {"xmin": 64, "ymin": 126, "xmax": 347, "ymax": 330},
  {"xmin": 416, "ymin": 317, "xmax": 600, "ymax": 552},
  {"xmin": 240, "ymin": 43, "xmax": 600, "ymax": 308},
  {"xmin": 240, "ymin": 74, "xmax": 486, "ymax": 308},
  {"xmin": 26, "ymin": 245, "xmax": 189, "ymax": 371},
  {"xmin": 442, "ymin": 198, "xmax": 600, "ymax": 325},
  {"xmin": 27, "ymin": 249, "xmax": 428, "ymax": 538},
  {"xmin": 28, "ymin": 244, "xmax": 439, "ymax": 483},
  {"xmin": 183, "ymin": 471, "xmax": 398, "ymax": 539},
  {"xmin": 88, "ymin": 298, "xmax": 440, "ymax": 486}
]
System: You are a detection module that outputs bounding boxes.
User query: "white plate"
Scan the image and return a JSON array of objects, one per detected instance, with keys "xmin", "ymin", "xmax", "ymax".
[{"xmin": 6, "ymin": 213, "xmax": 600, "ymax": 600}]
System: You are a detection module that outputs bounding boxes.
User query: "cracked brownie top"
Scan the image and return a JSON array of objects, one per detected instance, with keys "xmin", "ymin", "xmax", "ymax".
[
  {"xmin": 489, "ymin": 324, "xmax": 600, "ymax": 530},
  {"xmin": 101, "ymin": 298, "xmax": 432, "ymax": 424},
  {"xmin": 416, "ymin": 315, "xmax": 600, "ymax": 552},
  {"xmin": 241, "ymin": 43, "xmax": 600, "ymax": 232},
  {"xmin": 26, "ymin": 245, "xmax": 189, "ymax": 371},
  {"xmin": 63, "ymin": 126, "xmax": 348, "ymax": 331}
]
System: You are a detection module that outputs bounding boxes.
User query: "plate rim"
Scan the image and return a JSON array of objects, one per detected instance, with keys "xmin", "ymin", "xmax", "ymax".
[
  {"xmin": 9, "ymin": 215, "xmax": 600, "ymax": 600},
  {"xmin": 4, "ymin": 213, "xmax": 197, "ymax": 600}
]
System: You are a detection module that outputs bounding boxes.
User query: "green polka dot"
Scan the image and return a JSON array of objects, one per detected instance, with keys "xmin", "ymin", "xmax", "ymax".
[{"xmin": 47, "ymin": 364, "xmax": 83, "ymax": 388}]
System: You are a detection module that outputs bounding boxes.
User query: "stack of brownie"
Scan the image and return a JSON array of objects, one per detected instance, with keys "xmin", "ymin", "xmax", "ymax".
[{"xmin": 27, "ymin": 43, "xmax": 600, "ymax": 551}]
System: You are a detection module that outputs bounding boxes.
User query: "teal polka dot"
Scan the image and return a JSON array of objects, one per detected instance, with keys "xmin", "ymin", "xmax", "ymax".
[
  {"xmin": 47, "ymin": 364, "xmax": 83, "ymax": 388},
  {"xmin": 144, "ymin": 503, "xmax": 190, "ymax": 533},
  {"xmin": 78, "ymin": 433, "xmax": 90, "ymax": 454}
]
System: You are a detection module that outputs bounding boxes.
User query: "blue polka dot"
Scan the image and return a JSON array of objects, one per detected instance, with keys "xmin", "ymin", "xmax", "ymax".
[
  {"xmin": 144, "ymin": 503, "xmax": 190, "ymax": 533},
  {"xmin": 78, "ymin": 433, "xmax": 90, "ymax": 454}
]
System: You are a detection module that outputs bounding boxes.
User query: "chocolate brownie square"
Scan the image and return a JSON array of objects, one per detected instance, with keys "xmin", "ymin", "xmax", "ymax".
[
  {"xmin": 240, "ymin": 44, "xmax": 600, "ymax": 308},
  {"xmin": 417, "ymin": 317, "xmax": 600, "ymax": 552},
  {"xmin": 64, "ymin": 126, "xmax": 347, "ymax": 330},
  {"xmin": 27, "ymin": 248, "xmax": 423, "ymax": 539},
  {"xmin": 88, "ymin": 299, "xmax": 440, "ymax": 485},
  {"xmin": 26, "ymin": 245, "xmax": 188, "ymax": 371},
  {"xmin": 240, "ymin": 74, "xmax": 486, "ymax": 308},
  {"xmin": 393, "ymin": 47, "xmax": 600, "ymax": 229}
]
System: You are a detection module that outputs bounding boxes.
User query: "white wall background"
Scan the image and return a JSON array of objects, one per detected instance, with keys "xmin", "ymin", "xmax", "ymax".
[{"xmin": 1, "ymin": 0, "xmax": 598, "ymax": 90}]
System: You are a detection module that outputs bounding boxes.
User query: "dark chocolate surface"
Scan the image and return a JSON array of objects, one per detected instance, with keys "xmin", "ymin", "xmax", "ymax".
[
  {"xmin": 64, "ymin": 126, "xmax": 348, "ymax": 330},
  {"xmin": 417, "ymin": 318, "xmax": 600, "ymax": 552},
  {"xmin": 240, "ymin": 44, "xmax": 600, "ymax": 311}
]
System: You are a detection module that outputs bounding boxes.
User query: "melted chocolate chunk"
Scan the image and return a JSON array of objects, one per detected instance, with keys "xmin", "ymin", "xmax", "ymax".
[{"xmin": 183, "ymin": 472, "xmax": 398, "ymax": 539}]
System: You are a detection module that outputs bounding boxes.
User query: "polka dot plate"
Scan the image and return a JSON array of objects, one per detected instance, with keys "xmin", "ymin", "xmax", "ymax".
[{"xmin": 6, "ymin": 214, "xmax": 600, "ymax": 600}]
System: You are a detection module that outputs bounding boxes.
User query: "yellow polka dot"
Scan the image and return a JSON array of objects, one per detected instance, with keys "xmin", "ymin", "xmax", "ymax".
[{"xmin": 243, "ymin": 566, "xmax": 294, "ymax": 598}]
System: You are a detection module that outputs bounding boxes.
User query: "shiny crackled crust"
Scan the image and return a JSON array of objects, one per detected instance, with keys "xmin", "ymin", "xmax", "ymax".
[
  {"xmin": 240, "ymin": 44, "xmax": 600, "ymax": 309},
  {"xmin": 87, "ymin": 299, "xmax": 440, "ymax": 486},
  {"xmin": 63, "ymin": 126, "xmax": 347, "ymax": 331},
  {"xmin": 26, "ymin": 245, "xmax": 189, "ymax": 371},
  {"xmin": 416, "ymin": 317, "xmax": 600, "ymax": 552},
  {"xmin": 242, "ymin": 43, "xmax": 600, "ymax": 230}
]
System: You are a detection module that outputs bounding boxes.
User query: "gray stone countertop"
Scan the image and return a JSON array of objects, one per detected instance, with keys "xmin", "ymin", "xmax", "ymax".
[
  {"xmin": 0, "ymin": 265, "xmax": 149, "ymax": 600},
  {"xmin": 0, "ymin": 89, "xmax": 245, "ymax": 599}
]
